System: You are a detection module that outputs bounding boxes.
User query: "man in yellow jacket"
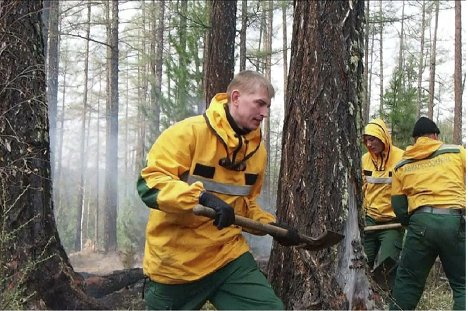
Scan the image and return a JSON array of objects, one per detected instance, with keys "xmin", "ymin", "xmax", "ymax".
[
  {"xmin": 361, "ymin": 119, "xmax": 404, "ymax": 290},
  {"xmin": 137, "ymin": 71, "xmax": 296, "ymax": 310},
  {"xmin": 390, "ymin": 117, "xmax": 465, "ymax": 310}
]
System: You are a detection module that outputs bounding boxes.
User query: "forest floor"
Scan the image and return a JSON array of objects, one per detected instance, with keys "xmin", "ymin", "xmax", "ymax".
[
  {"xmin": 68, "ymin": 249, "xmax": 451, "ymax": 310},
  {"xmin": 69, "ymin": 249, "xmax": 146, "ymax": 310}
]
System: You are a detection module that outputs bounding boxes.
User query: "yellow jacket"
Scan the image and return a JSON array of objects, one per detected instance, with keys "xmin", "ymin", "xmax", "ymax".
[
  {"xmin": 392, "ymin": 137, "xmax": 466, "ymax": 215},
  {"xmin": 362, "ymin": 119, "xmax": 404, "ymax": 222},
  {"xmin": 137, "ymin": 93, "xmax": 275, "ymax": 284}
]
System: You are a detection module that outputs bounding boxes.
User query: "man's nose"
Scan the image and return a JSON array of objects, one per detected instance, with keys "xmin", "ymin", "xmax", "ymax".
[{"xmin": 260, "ymin": 106, "xmax": 269, "ymax": 117}]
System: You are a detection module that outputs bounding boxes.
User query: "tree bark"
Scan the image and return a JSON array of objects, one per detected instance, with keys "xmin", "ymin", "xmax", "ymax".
[
  {"xmin": 204, "ymin": 0, "xmax": 237, "ymax": 106},
  {"xmin": 453, "ymin": 0, "xmax": 462, "ymax": 144},
  {"xmin": 268, "ymin": 1, "xmax": 377, "ymax": 309},
  {"xmin": 0, "ymin": 1, "xmax": 101, "ymax": 308}
]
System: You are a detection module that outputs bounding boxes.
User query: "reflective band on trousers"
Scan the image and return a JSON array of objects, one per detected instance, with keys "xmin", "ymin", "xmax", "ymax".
[
  {"xmin": 187, "ymin": 175, "xmax": 252, "ymax": 196},
  {"xmin": 365, "ymin": 176, "xmax": 392, "ymax": 184}
]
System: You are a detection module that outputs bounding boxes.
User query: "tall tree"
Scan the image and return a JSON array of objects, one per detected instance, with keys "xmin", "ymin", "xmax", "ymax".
[
  {"xmin": 268, "ymin": 1, "xmax": 376, "ymax": 309},
  {"xmin": 74, "ymin": 0, "xmax": 92, "ymax": 252},
  {"xmin": 363, "ymin": 0, "xmax": 370, "ymax": 125},
  {"xmin": 453, "ymin": 0, "xmax": 462, "ymax": 144},
  {"xmin": 46, "ymin": 0, "xmax": 59, "ymax": 176},
  {"xmin": 104, "ymin": 0, "xmax": 119, "ymax": 252},
  {"xmin": 282, "ymin": 1, "xmax": 289, "ymax": 110},
  {"xmin": 417, "ymin": 0, "xmax": 427, "ymax": 118},
  {"xmin": 379, "ymin": 0, "xmax": 384, "ymax": 116},
  {"xmin": 148, "ymin": 0, "xmax": 165, "ymax": 140},
  {"xmin": 204, "ymin": 0, "xmax": 237, "ymax": 106},
  {"xmin": 427, "ymin": 0, "xmax": 439, "ymax": 119},
  {"xmin": 239, "ymin": 0, "xmax": 247, "ymax": 71},
  {"xmin": 261, "ymin": 0, "xmax": 273, "ymax": 204},
  {"xmin": 0, "ymin": 1, "xmax": 100, "ymax": 308}
]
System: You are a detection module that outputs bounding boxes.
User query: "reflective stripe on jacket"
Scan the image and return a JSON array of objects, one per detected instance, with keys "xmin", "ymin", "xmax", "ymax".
[
  {"xmin": 137, "ymin": 93, "xmax": 275, "ymax": 284},
  {"xmin": 362, "ymin": 119, "xmax": 404, "ymax": 222},
  {"xmin": 392, "ymin": 137, "xmax": 466, "ymax": 214}
]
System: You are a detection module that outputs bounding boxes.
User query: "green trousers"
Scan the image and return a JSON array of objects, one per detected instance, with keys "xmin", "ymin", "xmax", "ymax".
[
  {"xmin": 390, "ymin": 212, "xmax": 465, "ymax": 310},
  {"xmin": 364, "ymin": 216, "xmax": 404, "ymax": 268},
  {"xmin": 144, "ymin": 252, "xmax": 284, "ymax": 310}
]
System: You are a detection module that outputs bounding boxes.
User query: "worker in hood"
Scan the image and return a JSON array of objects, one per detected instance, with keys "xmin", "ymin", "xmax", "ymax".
[
  {"xmin": 390, "ymin": 117, "xmax": 465, "ymax": 310},
  {"xmin": 137, "ymin": 70, "xmax": 298, "ymax": 310},
  {"xmin": 361, "ymin": 118, "xmax": 404, "ymax": 291}
]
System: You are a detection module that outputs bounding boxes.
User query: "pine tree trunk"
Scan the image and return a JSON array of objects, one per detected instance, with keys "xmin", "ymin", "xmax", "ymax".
[
  {"xmin": 282, "ymin": 1, "xmax": 288, "ymax": 110},
  {"xmin": 262, "ymin": 0, "xmax": 273, "ymax": 205},
  {"xmin": 417, "ymin": 0, "xmax": 426, "ymax": 119},
  {"xmin": 268, "ymin": 1, "xmax": 378, "ymax": 309},
  {"xmin": 453, "ymin": 0, "xmax": 462, "ymax": 144},
  {"xmin": 204, "ymin": 0, "xmax": 237, "ymax": 106},
  {"xmin": 398, "ymin": 0, "xmax": 405, "ymax": 71},
  {"xmin": 75, "ymin": 1, "xmax": 92, "ymax": 252},
  {"xmin": 363, "ymin": 0, "xmax": 370, "ymax": 125},
  {"xmin": 46, "ymin": 0, "xmax": 59, "ymax": 177},
  {"xmin": 104, "ymin": 0, "xmax": 119, "ymax": 253},
  {"xmin": 239, "ymin": 0, "xmax": 247, "ymax": 71},
  {"xmin": 379, "ymin": 0, "xmax": 384, "ymax": 116},
  {"xmin": 428, "ymin": 0, "xmax": 439, "ymax": 119},
  {"xmin": 0, "ymin": 1, "xmax": 101, "ymax": 308}
]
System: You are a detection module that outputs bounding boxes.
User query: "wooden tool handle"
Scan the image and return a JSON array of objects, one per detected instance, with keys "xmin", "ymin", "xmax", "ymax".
[
  {"xmin": 364, "ymin": 223, "xmax": 402, "ymax": 232},
  {"xmin": 193, "ymin": 205, "xmax": 289, "ymax": 238}
]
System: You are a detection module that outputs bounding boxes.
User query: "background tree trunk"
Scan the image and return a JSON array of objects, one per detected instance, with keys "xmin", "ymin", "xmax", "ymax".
[
  {"xmin": 204, "ymin": 0, "xmax": 237, "ymax": 106},
  {"xmin": 379, "ymin": 0, "xmax": 384, "ymax": 116},
  {"xmin": 46, "ymin": 0, "xmax": 59, "ymax": 177},
  {"xmin": 268, "ymin": 1, "xmax": 376, "ymax": 309},
  {"xmin": 239, "ymin": 0, "xmax": 247, "ymax": 71},
  {"xmin": 104, "ymin": 0, "xmax": 119, "ymax": 253},
  {"xmin": 417, "ymin": 0, "xmax": 426, "ymax": 119},
  {"xmin": 261, "ymin": 0, "xmax": 273, "ymax": 205},
  {"xmin": 75, "ymin": 0, "xmax": 91, "ymax": 252},
  {"xmin": 0, "ymin": 1, "xmax": 100, "ymax": 308},
  {"xmin": 428, "ymin": 0, "xmax": 439, "ymax": 119},
  {"xmin": 453, "ymin": 0, "xmax": 462, "ymax": 144}
]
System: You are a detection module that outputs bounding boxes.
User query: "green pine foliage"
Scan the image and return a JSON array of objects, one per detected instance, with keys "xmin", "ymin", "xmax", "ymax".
[
  {"xmin": 382, "ymin": 59, "xmax": 419, "ymax": 148},
  {"xmin": 161, "ymin": 1, "xmax": 208, "ymax": 128}
]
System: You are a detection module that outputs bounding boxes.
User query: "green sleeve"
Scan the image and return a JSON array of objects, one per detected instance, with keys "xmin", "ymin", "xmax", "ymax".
[{"xmin": 391, "ymin": 194, "xmax": 409, "ymax": 225}]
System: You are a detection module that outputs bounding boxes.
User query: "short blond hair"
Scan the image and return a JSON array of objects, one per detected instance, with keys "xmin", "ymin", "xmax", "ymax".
[{"xmin": 227, "ymin": 70, "xmax": 275, "ymax": 99}]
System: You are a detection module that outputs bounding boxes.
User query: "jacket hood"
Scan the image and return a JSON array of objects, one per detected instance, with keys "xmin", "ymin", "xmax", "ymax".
[
  {"xmin": 204, "ymin": 93, "xmax": 262, "ymax": 148},
  {"xmin": 403, "ymin": 136, "xmax": 443, "ymax": 160},
  {"xmin": 364, "ymin": 118, "xmax": 392, "ymax": 170}
]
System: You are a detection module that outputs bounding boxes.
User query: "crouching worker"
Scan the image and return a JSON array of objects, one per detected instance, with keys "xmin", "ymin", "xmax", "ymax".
[
  {"xmin": 137, "ymin": 71, "xmax": 299, "ymax": 310},
  {"xmin": 361, "ymin": 118, "xmax": 404, "ymax": 291},
  {"xmin": 390, "ymin": 117, "xmax": 466, "ymax": 310}
]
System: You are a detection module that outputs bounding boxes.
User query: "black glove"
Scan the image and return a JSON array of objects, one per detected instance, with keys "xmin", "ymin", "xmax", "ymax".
[
  {"xmin": 199, "ymin": 192, "xmax": 235, "ymax": 230},
  {"xmin": 397, "ymin": 213, "xmax": 410, "ymax": 226},
  {"xmin": 269, "ymin": 222, "xmax": 302, "ymax": 246}
]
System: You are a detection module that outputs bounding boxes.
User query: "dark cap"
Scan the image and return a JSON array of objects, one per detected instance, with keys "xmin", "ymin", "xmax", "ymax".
[{"xmin": 412, "ymin": 117, "xmax": 440, "ymax": 138}]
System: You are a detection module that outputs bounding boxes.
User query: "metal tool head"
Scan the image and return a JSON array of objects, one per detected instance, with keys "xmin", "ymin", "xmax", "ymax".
[{"xmin": 298, "ymin": 230, "xmax": 344, "ymax": 251}]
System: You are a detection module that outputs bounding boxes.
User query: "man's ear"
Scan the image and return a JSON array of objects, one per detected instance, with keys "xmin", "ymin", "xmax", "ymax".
[{"xmin": 230, "ymin": 90, "xmax": 240, "ymax": 106}]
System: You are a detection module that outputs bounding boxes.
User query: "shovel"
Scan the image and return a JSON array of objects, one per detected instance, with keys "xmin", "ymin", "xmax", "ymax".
[{"xmin": 193, "ymin": 205, "xmax": 344, "ymax": 251}]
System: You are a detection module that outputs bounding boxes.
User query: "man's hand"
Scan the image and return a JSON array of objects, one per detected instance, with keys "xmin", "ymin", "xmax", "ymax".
[
  {"xmin": 269, "ymin": 222, "xmax": 302, "ymax": 246},
  {"xmin": 199, "ymin": 192, "xmax": 235, "ymax": 230}
]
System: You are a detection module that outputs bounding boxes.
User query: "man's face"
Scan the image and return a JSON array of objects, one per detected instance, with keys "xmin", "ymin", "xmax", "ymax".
[
  {"xmin": 229, "ymin": 86, "xmax": 271, "ymax": 131},
  {"xmin": 363, "ymin": 135, "xmax": 384, "ymax": 154}
]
